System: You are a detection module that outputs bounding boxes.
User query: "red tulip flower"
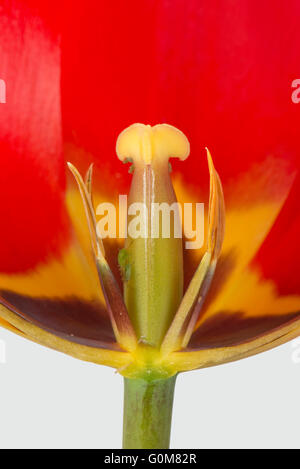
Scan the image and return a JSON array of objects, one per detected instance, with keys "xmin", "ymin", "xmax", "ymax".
[{"xmin": 0, "ymin": 0, "xmax": 300, "ymax": 449}]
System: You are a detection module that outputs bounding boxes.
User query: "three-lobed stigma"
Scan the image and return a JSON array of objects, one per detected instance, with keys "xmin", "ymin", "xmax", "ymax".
[{"xmin": 116, "ymin": 123, "xmax": 190, "ymax": 165}]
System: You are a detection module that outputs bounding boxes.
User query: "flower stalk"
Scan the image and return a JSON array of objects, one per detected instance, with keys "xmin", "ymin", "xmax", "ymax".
[{"xmin": 123, "ymin": 375, "xmax": 177, "ymax": 449}]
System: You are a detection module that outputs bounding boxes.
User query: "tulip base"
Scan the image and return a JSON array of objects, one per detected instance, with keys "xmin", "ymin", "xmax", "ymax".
[{"xmin": 122, "ymin": 375, "xmax": 177, "ymax": 449}]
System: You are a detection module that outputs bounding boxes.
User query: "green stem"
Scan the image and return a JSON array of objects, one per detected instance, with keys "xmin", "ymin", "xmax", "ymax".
[{"xmin": 123, "ymin": 375, "xmax": 177, "ymax": 449}]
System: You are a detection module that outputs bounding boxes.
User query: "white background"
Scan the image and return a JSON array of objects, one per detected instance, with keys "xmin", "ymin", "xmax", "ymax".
[{"xmin": 0, "ymin": 329, "xmax": 299, "ymax": 449}]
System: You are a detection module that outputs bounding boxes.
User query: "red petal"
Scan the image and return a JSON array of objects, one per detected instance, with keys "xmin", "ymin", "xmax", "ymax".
[
  {"xmin": 0, "ymin": 1, "xmax": 69, "ymax": 272},
  {"xmin": 60, "ymin": 0, "xmax": 300, "ymax": 187},
  {"xmin": 253, "ymin": 173, "xmax": 300, "ymax": 296}
]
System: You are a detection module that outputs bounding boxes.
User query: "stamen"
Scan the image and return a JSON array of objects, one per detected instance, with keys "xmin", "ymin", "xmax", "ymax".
[
  {"xmin": 85, "ymin": 163, "xmax": 94, "ymax": 197},
  {"xmin": 160, "ymin": 149, "xmax": 225, "ymax": 355},
  {"xmin": 206, "ymin": 148, "xmax": 225, "ymax": 259},
  {"xmin": 68, "ymin": 163, "xmax": 137, "ymax": 352},
  {"xmin": 67, "ymin": 162, "xmax": 105, "ymax": 259}
]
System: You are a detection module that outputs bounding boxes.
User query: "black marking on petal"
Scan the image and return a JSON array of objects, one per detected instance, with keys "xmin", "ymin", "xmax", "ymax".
[
  {"xmin": 189, "ymin": 310, "xmax": 300, "ymax": 349},
  {"xmin": 0, "ymin": 290, "xmax": 117, "ymax": 349}
]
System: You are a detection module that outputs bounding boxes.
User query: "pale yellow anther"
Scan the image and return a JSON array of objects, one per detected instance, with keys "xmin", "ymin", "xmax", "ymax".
[{"xmin": 116, "ymin": 123, "xmax": 190, "ymax": 165}]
